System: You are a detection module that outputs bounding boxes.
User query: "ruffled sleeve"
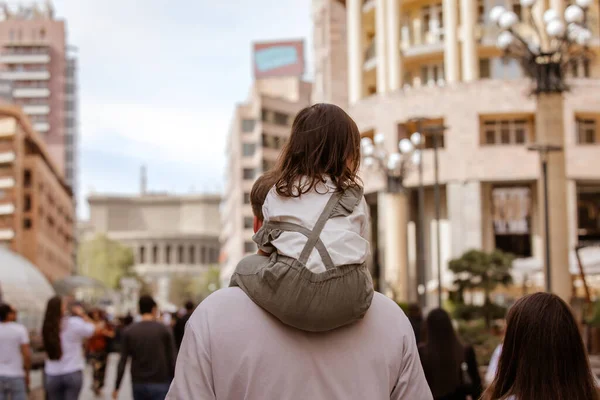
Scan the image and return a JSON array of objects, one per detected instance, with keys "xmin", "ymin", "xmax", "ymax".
[
  {"xmin": 329, "ymin": 185, "xmax": 364, "ymax": 218},
  {"xmin": 252, "ymin": 224, "xmax": 282, "ymax": 254}
]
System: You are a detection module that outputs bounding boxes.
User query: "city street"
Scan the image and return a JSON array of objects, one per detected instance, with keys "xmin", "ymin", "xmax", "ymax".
[{"xmin": 81, "ymin": 354, "xmax": 134, "ymax": 400}]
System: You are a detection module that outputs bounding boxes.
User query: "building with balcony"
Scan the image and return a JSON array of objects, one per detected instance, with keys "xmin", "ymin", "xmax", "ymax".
[
  {"xmin": 0, "ymin": 2, "xmax": 79, "ymax": 198},
  {"xmin": 84, "ymin": 180, "xmax": 221, "ymax": 307},
  {"xmin": 333, "ymin": 0, "xmax": 600, "ymax": 304},
  {"xmin": 220, "ymin": 77, "xmax": 312, "ymax": 286},
  {"xmin": 0, "ymin": 104, "xmax": 74, "ymax": 281}
]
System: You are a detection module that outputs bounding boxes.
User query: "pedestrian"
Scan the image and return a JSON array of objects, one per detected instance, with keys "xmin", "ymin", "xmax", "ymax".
[
  {"xmin": 419, "ymin": 308, "xmax": 482, "ymax": 400},
  {"xmin": 167, "ymin": 134, "xmax": 433, "ymax": 400},
  {"xmin": 482, "ymin": 292, "xmax": 599, "ymax": 400},
  {"xmin": 229, "ymin": 103, "xmax": 374, "ymax": 332},
  {"xmin": 407, "ymin": 303, "xmax": 424, "ymax": 345},
  {"xmin": 87, "ymin": 309, "xmax": 115, "ymax": 396},
  {"xmin": 173, "ymin": 301, "xmax": 194, "ymax": 350},
  {"xmin": 42, "ymin": 296, "xmax": 98, "ymax": 400},
  {"xmin": 113, "ymin": 295, "xmax": 176, "ymax": 400},
  {"xmin": 0, "ymin": 303, "xmax": 31, "ymax": 400}
]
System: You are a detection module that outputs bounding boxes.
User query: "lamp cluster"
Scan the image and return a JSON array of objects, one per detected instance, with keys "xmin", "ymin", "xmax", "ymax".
[{"xmin": 360, "ymin": 132, "xmax": 422, "ymax": 180}]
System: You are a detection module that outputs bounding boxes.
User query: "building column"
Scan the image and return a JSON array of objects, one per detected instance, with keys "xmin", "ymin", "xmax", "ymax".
[
  {"xmin": 550, "ymin": 0, "xmax": 565, "ymax": 14},
  {"xmin": 347, "ymin": 0, "xmax": 364, "ymax": 104},
  {"xmin": 386, "ymin": 0, "xmax": 402, "ymax": 91},
  {"xmin": 443, "ymin": 0, "xmax": 460, "ymax": 83},
  {"xmin": 460, "ymin": 0, "xmax": 478, "ymax": 81},
  {"xmin": 381, "ymin": 192, "xmax": 409, "ymax": 301},
  {"xmin": 447, "ymin": 181, "xmax": 483, "ymax": 258},
  {"xmin": 536, "ymin": 94, "xmax": 570, "ymax": 301},
  {"xmin": 376, "ymin": 0, "xmax": 388, "ymax": 94}
]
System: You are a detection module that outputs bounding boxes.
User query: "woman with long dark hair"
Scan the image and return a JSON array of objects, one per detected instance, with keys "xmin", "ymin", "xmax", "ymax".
[
  {"xmin": 42, "ymin": 296, "xmax": 97, "ymax": 400},
  {"xmin": 86, "ymin": 309, "xmax": 114, "ymax": 396},
  {"xmin": 483, "ymin": 292, "xmax": 599, "ymax": 400},
  {"xmin": 419, "ymin": 308, "xmax": 482, "ymax": 400}
]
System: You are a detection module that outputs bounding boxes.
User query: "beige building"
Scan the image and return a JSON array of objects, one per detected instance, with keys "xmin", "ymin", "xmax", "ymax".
[
  {"xmin": 327, "ymin": 0, "xmax": 600, "ymax": 304},
  {"xmin": 84, "ymin": 181, "xmax": 221, "ymax": 307},
  {"xmin": 220, "ymin": 77, "xmax": 312, "ymax": 286}
]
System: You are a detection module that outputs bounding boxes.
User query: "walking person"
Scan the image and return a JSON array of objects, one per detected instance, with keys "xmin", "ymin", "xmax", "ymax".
[
  {"xmin": 87, "ymin": 309, "xmax": 114, "ymax": 396},
  {"xmin": 168, "ymin": 106, "xmax": 432, "ymax": 400},
  {"xmin": 483, "ymin": 292, "xmax": 599, "ymax": 400},
  {"xmin": 113, "ymin": 295, "xmax": 176, "ymax": 400},
  {"xmin": 173, "ymin": 301, "xmax": 194, "ymax": 350},
  {"xmin": 419, "ymin": 308, "xmax": 482, "ymax": 400},
  {"xmin": 42, "ymin": 296, "xmax": 97, "ymax": 400},
  {"xmin": 0, "ymin": 303, "xmax": 31, "ymax": 400}
]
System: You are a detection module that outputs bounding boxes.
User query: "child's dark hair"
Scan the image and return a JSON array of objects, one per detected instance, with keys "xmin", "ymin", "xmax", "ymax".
[{"xmin": 274, "ymin": 103, "xmax": 362, "ymax": 198}]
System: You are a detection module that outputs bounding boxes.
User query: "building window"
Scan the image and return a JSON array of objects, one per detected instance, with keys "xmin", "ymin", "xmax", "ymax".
[
  {"xmin": 242, "ymin": 143, "xmax": 256, "ymax": 157},
  {"xmin": 139, "ymin": 246, "xmax": 146, "ymax": 264},
  {"xmin": 479, "ymin": 58, "xmax": 491, "ymax": 79},
  {"xmin": 273, "ymin": 112, "xmax": 290, "ymax": 126},
  {"xmin": 397, "ymin": 119, "xmax": 446, "ymax": 149},
  {"xmin": 244, "ymin": 217, "xmax": 254, "ymax": 229},
  {"xmin": 178, "ymin": 245, "xmax": 184, "ymax": 263},
  {"xmin": 418, "ymin": 63, "xmax": 445, "ymax": 86},
  {"xmin": 477, "ymin": 0, "xmax": 485, "ymax": 23},
  {"xmin": 241, "ymin": 119, "xmax": 256, "ymax": 132},
  {"xmin": 481, "ymin": 117, "xmax": 532, "ymax": 145},
  {"xmin": 201, "ymin": 246, "xmax": 207, "ymax": 263},
  {"xmin": 210, "ymin": 248, "xmax": 218, "ymax": 264},
  {"xmin": 24, "ymin": 195, "xmax": 31, "ymax": 212},
  {"xmin": 243, "ymin": 168, "xmax": 256, "ymax": 180},
  {"xmin": 152, "ymin": 245, "xmax": 158, "ymax": 263},
  {"xmin": 24, "ymin": 170, "xmax": 31, "ymax": 188},
  {"xmin": 243, "ymin": 192, "xmax": 251, "ymax": 204},
  {"xmin": 262, "ymin": 159, "xmax": 276, "ymax": 172},
  {"xmin": 578, "ymin": 184, "xmax": 600, "ymax": 244},
  {"xmin": 23, "ymin": 218, "xmax": 32, "ymax": 230},
  {"xmin": 261, "ymin": 109, "xmax": 270, "ymax": 122},
  {"xmin": 165, "ymin": 245, "xmax": 171, "ymax": 264},
  {"xmin": 244, "ymin": 241, "xmax": 256, "ymax": 253},
  {"xmin": 492, "ymin": 186, "xmax": 532, "ymax": 257},
  {"xmin": 189, "ymin": 246, "xmax": 196, "ymax": 264},
  {"xmin": 576, "ymin": 117, "xmax": 597, "ymax": 144}
]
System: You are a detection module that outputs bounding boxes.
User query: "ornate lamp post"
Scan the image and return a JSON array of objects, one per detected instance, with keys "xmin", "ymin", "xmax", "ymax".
[
  {"xmin": 361, "ymin": 132, "xmax": 422, "ymax": 302},
  {"xmin": 490, "ymin": 0, "xmax": 593, "ymax": 300}
]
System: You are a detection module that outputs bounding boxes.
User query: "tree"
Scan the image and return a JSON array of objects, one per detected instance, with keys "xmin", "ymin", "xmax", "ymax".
[
  {"xmin": 77, "ymin": 234, "xmax": 135, "ymax": 289},
  {"xmin": 449, "ymin": 249, "xmax": 514, "ymax": 327},
  {"xmin": 168, "ymin": 266, "xmax": 221, "ymax": 307}
]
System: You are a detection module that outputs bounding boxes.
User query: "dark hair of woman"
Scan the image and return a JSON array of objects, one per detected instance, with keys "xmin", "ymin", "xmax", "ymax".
[
  {"xmin": 419, "ymin": 308, "xmax": 465, "ymax": 398},
  {"xmin": 273, "ymin": 103, "xmax": 362, "ymax": 198},
  {"xmin": 483, "ymin": 292, "xmax": 599, "ymax": 400},
  {"xmin": 42, "ymin": 296, "xmax": 63, "ymax": 361}
]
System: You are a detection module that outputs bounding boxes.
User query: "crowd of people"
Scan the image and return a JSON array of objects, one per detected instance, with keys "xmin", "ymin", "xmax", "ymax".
[{"xmin": 1, "ymin": 103, "xmax": 599, "ymax": 399}]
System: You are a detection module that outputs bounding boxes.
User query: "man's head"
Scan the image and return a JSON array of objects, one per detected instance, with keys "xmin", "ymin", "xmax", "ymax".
[
  {"xmin": 250, "ymin": 172, "xmax": 277, "ymax": 232},
  {"xmin": 139, "ymin": 295, "xmax": 157, "ymax": 316},
  {"xmin": 0, "ymin": 304, "xmax": 13, "ymax": 322},
  {"xmin": 184, "ymin": 301, "xmax": 195, "ymax": 313}
]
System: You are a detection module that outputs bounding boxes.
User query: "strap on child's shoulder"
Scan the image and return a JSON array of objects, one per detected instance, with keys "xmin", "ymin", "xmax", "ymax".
[{"xmin": 298, "ymin": 190, "xmax": 344, "ymax": 267}]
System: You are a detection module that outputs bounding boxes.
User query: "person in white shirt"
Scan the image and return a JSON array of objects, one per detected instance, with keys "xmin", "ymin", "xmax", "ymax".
[
  {"xmin": 42, "ymin": 296, "xmax": 97, "ymax": 400},
  {"xmin": 229, "ymin": 103, "xmax": 373, "ymax": 333},
  {"xmin": 0, "ymin": 303, "xmax": 31, "ymax": 400},
  {"xmin": 166, "ymin": 166, "xmax": 433, "ymax": 400}
]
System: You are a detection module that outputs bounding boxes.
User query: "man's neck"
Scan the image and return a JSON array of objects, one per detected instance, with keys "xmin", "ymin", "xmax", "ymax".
[{"xmin": 141, "ymin": 314, "xmax": 155, "ymax": 321}]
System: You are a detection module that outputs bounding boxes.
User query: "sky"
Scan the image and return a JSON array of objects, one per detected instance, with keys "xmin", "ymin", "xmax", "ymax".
[{"xmin": 50, "ymin": 0, "xmax": 313, "ymax": 219}]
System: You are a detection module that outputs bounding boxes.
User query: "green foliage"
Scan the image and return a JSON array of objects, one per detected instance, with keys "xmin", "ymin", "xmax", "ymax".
[
  {"xmin": 169, "ymin": 266, "xmax": 221, "ymax": 306},
  {"xmin": 458, "ymin": 320, "xmax": 502, "ymax": 366},
  {"xmin": 453, "ymin": 303, "xmax": 507, "ymax": 321},
  {"xmin": 77, "ymin": 234, "xmax": 135, "ymax": 289},
  {"xmin": 585, "ymin": 300, "xmax": 600, "ymax": 327},
  {"xmin": 449, "ymin": 249, "xmax": 514, "ymax": 326}
]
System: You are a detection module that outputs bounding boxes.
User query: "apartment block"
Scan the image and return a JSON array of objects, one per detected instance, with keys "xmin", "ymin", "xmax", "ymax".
[{"xmin": 0, "ymin": 104, "xmax": 74, "ymax": 281}]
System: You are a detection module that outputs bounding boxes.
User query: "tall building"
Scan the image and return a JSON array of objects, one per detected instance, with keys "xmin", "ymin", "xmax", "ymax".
[
  {"xmin": 0, "ymin": 104, "xmax": 74, "ymax": 281},
  {"xmin": 220, "ymin": 40, "xmax": 312, "ymax": 286},
  {"xmin": 0, "ymin": 2, "xmax": 78, "ymax": 195},
  {"xmin": 312, "ymin": 0, "xmax": 348, "ymax": 106},
  {"xmin": 84, "ymin": 180, "xmax": 221, "ymax": 307},
  {"xmin": 329, "ymin": 0, "xmax": 600, "ymax": 303}
]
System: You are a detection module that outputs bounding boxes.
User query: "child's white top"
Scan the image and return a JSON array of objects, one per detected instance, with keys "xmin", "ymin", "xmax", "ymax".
[{"xmin": 262, "ymin": 177, "xmax": 370, "ymax": 273}]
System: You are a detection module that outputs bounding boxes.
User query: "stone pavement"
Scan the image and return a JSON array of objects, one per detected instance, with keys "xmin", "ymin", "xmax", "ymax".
[{"xmin": 80, "ymin": 353, "xmax": 133, "ymax": 400}]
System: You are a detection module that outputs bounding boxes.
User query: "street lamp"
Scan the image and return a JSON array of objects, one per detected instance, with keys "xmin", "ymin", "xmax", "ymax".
[
  {"xmin": 490, "ymin": 0, "xmax": 592, "ymax": 300},
  {"xmin": 490, "ymin": 0, "xmax": 593, "ymax": 94},
  {"xmin": 361, "ymin": 132, "xmax": 422, "ymax": 301}
]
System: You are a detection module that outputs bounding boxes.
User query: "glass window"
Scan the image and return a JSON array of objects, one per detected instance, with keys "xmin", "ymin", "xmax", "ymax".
[
  {"xmin": 24, "ymin": 170, "xmax": 31, "ymax": 188},
  {"xmin": 178, "ymin": 245, "xmax": 184, "ymax": 263},
  {"xmin": 273, "ymin": 112, "xmax": 289, "ymax": 126},
  {"xmin": 165, "ymin": 245, "xmax": 171, "ymax": 264},
  {"xmin": 152, "ymin": 246, "xmax": 158, "ymax": 264},
  {"xmin": 481, "ymin": 118, "xmax": 532, "ymax": 145},
  {"xmin": 261, "ymin": 109, "xmax": 270, "ymax": 122},
  {"xmin": 244, "ymin": 217, "xmax": 254, "ymax": 229},
  {"xmin": 242, "ymin": 143, "xmax": 256, "ymax": 157},
  {"xmin": 23, "ymin": 218, "xmax": 32, "ymax": 230},
  {"xmin": 420, "ymin": 66, "xmax": 429, "ymax": 86},
  {"xmin": 243, "ymin": 168, "xmax": 255, "ymax": 180},
  {"xmin": 241, "ymin": 119, "xmax": 255, "ymax": 132},
  {"xmin": 139, "ymin": 246, "xmax": 146, "ymax": 264},
  {"xmin": 189, "ymin": 246, "xmax": 196, "ymax": 264},
  {"xmin": 243, "ymin": 192, "xmax": 251, "ymax": 204},
  {"xmin": 576, "ymin": 118, "xmax": 597, "ymax": 144},
  {"xmin": 479, "ymin": 58, "xmax": 491, "ymax": 79}
]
